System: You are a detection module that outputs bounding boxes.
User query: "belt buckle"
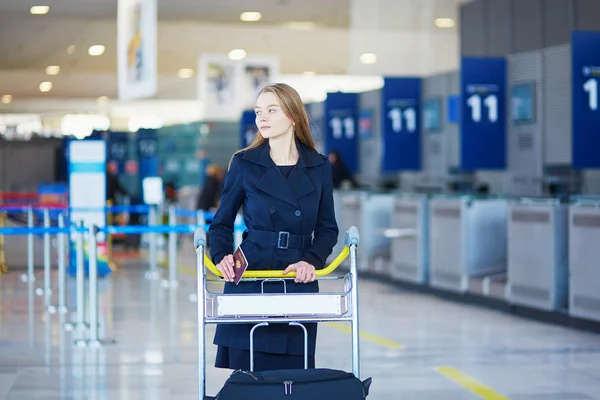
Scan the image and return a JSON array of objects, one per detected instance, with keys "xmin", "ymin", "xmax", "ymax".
[{"xmin": 277, "ymin": 231, "xmax": 290, "ymax": 249}]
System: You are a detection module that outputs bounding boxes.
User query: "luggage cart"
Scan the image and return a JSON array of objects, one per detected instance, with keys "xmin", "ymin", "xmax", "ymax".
[{"xmin": 194, "ymin": 226, "xmax": 362, "ymax": 400}]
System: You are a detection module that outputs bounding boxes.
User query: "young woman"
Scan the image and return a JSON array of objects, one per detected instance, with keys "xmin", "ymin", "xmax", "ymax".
[{"xmin": 208, "ymin": 83, "xmax": 339, "ymax": 372}]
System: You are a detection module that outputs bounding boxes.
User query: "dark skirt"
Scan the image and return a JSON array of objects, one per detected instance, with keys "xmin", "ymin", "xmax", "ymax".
[{"xmin": 215, "ymin": 346, "xmax": 315, "ymax": 371}]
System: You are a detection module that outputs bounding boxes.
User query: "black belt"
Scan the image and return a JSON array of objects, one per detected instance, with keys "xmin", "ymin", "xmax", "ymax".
[{"xmin": 246, "ymin": 229, "xmax": 312, "ymax": 250}]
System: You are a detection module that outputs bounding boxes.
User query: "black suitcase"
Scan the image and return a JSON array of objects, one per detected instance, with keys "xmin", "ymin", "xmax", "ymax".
[{"xmin": 215, "ymin": 368, "xmax": 372, "ymax": 399}]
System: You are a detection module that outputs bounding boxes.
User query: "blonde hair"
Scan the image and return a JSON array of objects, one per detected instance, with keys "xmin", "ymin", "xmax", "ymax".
[{"xmin": 229, "ymin": 83, "xmax": 315, "ymax": 169}]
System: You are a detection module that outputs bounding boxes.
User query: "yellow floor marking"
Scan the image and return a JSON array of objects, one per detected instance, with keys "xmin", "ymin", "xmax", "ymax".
[
  {"xmin": 435, "ymin": 366, "xmax": 509, "ymax": 400},
  {"xmin": 323, "ymin": 322, "xmax": 404, "ymax": 349}
]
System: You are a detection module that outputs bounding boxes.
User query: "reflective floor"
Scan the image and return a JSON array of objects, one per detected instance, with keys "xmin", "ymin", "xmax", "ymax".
[{"xmin": 1, "ymin": 242, "xmax": 600, "ymax": 399}]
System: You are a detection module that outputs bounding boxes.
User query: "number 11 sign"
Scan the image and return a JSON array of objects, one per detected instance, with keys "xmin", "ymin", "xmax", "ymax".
[
  {"xmin": 381, "ymin": 77, "xmax": 421, "ymax": 172},
  {"xmin": 572, "ymin": 31, "xmax": 600, "ymax": 168},
  {"xmin": 460, "ymin": 56, "xmax": 507, "ymax": 170},
  {"xmin": 324, "ymin": 92, "xmax": 359, "ymax": 173}
]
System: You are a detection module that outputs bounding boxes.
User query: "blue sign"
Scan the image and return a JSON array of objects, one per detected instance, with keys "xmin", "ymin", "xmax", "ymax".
[
  {"xmin": 460, "ymin": 57, "xmax": 507, "ymax": 170},
  {"xmin": 381, "ymin": 77, "xmax": 421, "ymax": 171},
  {"xmin": 324, "ymin": 92, "xmax": 358, "ymax": 173},
  {"xmin": 240, "ymin": 109, "xmax": 257, "ymax": 149},
  {"xmin": 107, "ymin": 131, "xmax": 129, "ymax": 174},
  {"xmin": 572, "ymin": 31, "xmax": 600, "ymax": 168},
  {"xmin": 136, "ymin": 129, "xmax": 158, "ymax": 161},
  {"xmin": 447, "ymin": 95, "xmax": 459, "ymax": 124}
]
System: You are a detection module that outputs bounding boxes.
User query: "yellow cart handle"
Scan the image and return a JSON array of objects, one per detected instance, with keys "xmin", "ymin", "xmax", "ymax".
[
  {"xmin": 194, "ymin": 225, "xmax": 359, "ymax": 280},
  {"xmin": 200, "ymin": 246, "xmax": 349, "ymax": 279}
]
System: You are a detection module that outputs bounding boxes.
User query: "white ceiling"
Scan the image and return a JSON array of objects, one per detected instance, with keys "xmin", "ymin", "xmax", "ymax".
[
  {"xmin": 0, "ymin": 0, "xmax": 351, "ymax": 102},
  {"xmin": 0, "ymin": 0, "xmax": 467, "ymax": 107},
  {"xmin": 0, "ymin": 17, "xmax": 351, "ymax": 73},
  {"xmin": 0, "ymin": 0, "xmax": 350, "ymax": 25}
]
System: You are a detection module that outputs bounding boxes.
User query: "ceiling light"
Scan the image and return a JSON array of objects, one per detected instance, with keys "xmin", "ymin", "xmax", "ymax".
[
  {"xmin": 39, "ymin": 82, "xmax": 52, "ymax": 92},
  {"xmin": 67, "ymin": 45, "xmax": 75, "ymax": 54},
  {"xmin": 30, "ymin": 5, "xmax": 49, "ymax": 15},
  {"xmin": 1, "ymin": 95, "xmax": 12, "ymax": 104},
  {"xmin": 285, "ymin": 21, "xmax": 316, "ymax": 30},
  {"xmin": 435, "ymin": 18, "xmax": 456, "ymax": 28},
  {"xmin": 45, "ymin": 65, "xmax": 60, "ymax": 75},
  {"xmin": 303, "ymin": 71, "xmax": 316, "ymax": 77},
  {"xmin": 97, "ymin": 96, "xmax": 109, "ymax": 104},
  {"xmin": 177, "ymin": 68, "xmax": 194, "ymax": 79},
  {"xmin": 359, "ymin": 53, "xmax": 377, "ymax": 64},
  {"xmin": 228, "ymin": 49, "xmax": 247, "ymax": 61},
  {"xmin": 240, "ymin": 12, "xmax": 262, "ymax": 22},
  {"xmin": 88, "ymin": 45, "xmax": 105, "ymax": 56}
]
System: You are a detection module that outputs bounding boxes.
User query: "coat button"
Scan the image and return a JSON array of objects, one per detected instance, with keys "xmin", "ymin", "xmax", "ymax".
[
  {"xmin": 269, "ymin": 207, "xmax": 276, "ymax": 213},
  {"xmin": 295, "ymin": 210, "xmax": 301, "ymax": 217}
]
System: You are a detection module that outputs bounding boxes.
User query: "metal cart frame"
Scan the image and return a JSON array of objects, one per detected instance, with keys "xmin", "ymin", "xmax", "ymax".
[{"xmin": 194, "ymin": 226, "xmax": 361, "ymax": 399}]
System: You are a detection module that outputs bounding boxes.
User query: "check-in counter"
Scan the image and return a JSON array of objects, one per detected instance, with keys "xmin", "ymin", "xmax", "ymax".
[
  {"xmin": 506, "ymin": 199, "xmax": 568, "ymax": 311},
  {"xmin": 429, "ymin": 196, "xmax": 508, "ymax": 293},
  {"xmin": 389, "ymin": 194, "xmax": 429, "ymax": 284},
  {"xmin": 569, "ymin": 198, "xmax": 600, "ymax": 322},
  {"xmin": 338, "ymin": 191, "xmax": 394, "ymax": 275}
]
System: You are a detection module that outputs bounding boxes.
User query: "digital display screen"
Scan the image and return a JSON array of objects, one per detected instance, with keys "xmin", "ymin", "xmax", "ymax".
[
  {"xmin": 423, "ymin": 98, "xmax": 442, "ymax": 132},
  {"xmin": 511, "ymin": 82, "xmax": 535, "ymax": 124}
]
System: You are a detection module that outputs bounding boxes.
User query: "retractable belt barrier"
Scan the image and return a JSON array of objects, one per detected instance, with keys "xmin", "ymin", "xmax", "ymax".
[
  {"xmin": 0, "ymin": 204, "xmax": 248, "ymax": 349},
  {"xmin": 0, "ymin": 205, "xmax": 152, "ymax": 214}
]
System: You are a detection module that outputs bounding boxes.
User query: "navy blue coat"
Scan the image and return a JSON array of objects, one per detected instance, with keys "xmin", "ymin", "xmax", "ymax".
[{"xmin": 209, "ymin": 139, "xmax": 339, "ymax": 357}]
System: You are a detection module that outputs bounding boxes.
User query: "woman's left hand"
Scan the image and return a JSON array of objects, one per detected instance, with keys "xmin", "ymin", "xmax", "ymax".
[{"xmin": 283, "ymin": 261, "xmax": 316, "ymax": 283}]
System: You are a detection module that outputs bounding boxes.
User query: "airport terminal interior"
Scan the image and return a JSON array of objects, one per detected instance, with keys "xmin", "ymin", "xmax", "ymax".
[{"xmin": 1, "ymin": 0, "xmax": 600, "ymax": 399}]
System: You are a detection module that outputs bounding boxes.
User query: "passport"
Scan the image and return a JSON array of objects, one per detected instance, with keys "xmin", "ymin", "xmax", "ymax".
[{"xmin": 232, "ymin": 245, "xmax": 248, "ymax": 285}]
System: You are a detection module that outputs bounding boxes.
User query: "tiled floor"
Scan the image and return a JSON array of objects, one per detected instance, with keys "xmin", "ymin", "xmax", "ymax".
[{"xmin": 1, "ymin": 242, "xmax": 600, "ymax": 399}]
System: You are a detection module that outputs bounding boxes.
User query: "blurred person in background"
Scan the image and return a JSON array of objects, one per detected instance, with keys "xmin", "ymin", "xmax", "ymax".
[
  {"xmin": 164, "ymin": 181, "xmax": 178, "ymax": 206},
  {"xmin": 106, "ymin": 162, "xmax": 129, "ymax": 204},
  {"xmin": 197, "ymin": 149, "xmax": 211, "ymax": 188},
  {"xmin": 196, "ymin": 164, "xmax": 224, "ymax": 212},
  {"xmin": 328, "ymin": 150, "xmax": 358, "ymax": 189}
]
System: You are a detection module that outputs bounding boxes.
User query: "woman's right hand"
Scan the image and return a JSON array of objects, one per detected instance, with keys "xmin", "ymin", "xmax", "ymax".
[{"xmin": 216, "ymin": 254, "xmax": 235, "ymax": 282}]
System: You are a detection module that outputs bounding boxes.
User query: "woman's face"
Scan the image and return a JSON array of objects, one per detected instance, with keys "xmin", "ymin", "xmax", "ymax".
[{"xmin": 254, "ymin": 91, "xmax": 293, "ymax": 140}]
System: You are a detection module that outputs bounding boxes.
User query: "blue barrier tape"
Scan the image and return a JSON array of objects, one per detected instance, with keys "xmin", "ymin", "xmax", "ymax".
[
  {"xmin": 174, "ymin": 208, "xmax": 215, "ymax": 220},
  {"xmin": 101, "ymin": 224, "xmax": 202, "ymax": 235},
  {"xmin": 104, "ymin": 205, "xmax": 152, "ymax": 213},
  {"xmin": 65, "ymin": 205, "xmax": 152, "ymax": 213},
  {"xmin": 0, "ymin": 206, "xmax": 34, "ymax": 213},
  {"xmin": 0, "ymin": 222, "xmax": 247, "ymax": 235},
  {"xmin": 0, "ymin": 226, "xmax": 83, "ymax": 235},
  {"xmin": 0, "ymin": 205, "xmax": 152, "ymax": 214},
  {"xmin": 0, "ymin": 224, "xmax": 200, "ymax": 235},
  {"xmin": 174, "ymin": 208, "xmax": 198, "ymax": 218}
]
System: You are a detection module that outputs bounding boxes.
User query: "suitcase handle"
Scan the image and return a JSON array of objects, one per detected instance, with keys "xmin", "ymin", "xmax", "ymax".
[
  {"xmin": 196, "ymin": 226, "xmax": 360, "ymax": 279},
  {"xmin": 249, "ymin": 322, "xmax": 308, "ymax": 372}
]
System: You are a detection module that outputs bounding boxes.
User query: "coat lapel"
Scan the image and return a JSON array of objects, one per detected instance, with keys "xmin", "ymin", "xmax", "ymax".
[
  {"xmin": 244, "ymin": 140, "xmax": 325, "ymax": 207},
  {"xmin": 288, "ymin": 148, "xmax": 315, "ymax": 200},
  {"xmin": 254, "ymin": 144, "xmax": 299, "ymax": 207}
]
